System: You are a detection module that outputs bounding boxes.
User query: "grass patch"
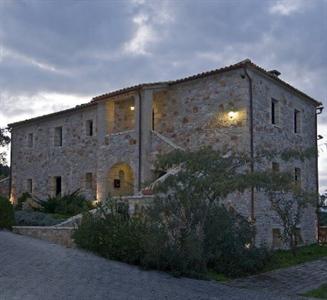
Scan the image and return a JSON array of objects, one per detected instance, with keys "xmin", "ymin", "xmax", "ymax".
[
  {"xmin": 208, "ymin": 244, "xmax": 327, "ymax": 282},
  {"xmin": 206, "ymin": 270, "xmax": 230, "ymax": 282},
  {"xmin": 303, "ymin": 283, "xmax": 327, "ymax": 299},
  {"xmin": 264, "ymin": 244, "xmax": 327, "ymax": 272}
]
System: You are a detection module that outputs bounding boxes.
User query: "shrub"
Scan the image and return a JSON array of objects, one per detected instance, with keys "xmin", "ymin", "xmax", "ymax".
[
  {"xmin": 15, "ymin": 192, "xmax": 31, "ymax": 210},
  {"xmin": 74, "ymin": 196, "xmax": 270, "ymax": 278},
  {"xmin": 73, "ymin": 199, "xmax": 147, "ymax": 265},
  {"xmin": 204, "ymin": 205, "xmax": 270, "ymax": 277},
  {"xmin": 35, "ymin": 190, "xmax": 94, "ymax": 216},
  {"xmin": 15, "ymin": 211, "xmax": 66, "ymax": 226},
  {"xmin": 0, "ymin": 196, "xmax": 15, "ymax": 229}
]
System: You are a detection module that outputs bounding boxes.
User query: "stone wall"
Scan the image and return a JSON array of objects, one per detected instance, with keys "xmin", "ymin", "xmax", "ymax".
[
  {"xmin": 11, "ymin": 105, "xmax": 98, "ymax": 203},
  {"xmin": 12, "ymin": 226, "xmax": 75, "ymax": 247},
  {"xmin": 9, "ymin": 65, "xmax": 318, "ymax": 248},
  {"xmin": 152, "ymin": 69, "xmax": 250, "ymax": 153},
  {"xmin": 0, "ymin": 177, "xmax": 9, "ymax": 198},
  {"xmin": 249, "ymin": 68, "xmax": 318, "ymax": 246}
]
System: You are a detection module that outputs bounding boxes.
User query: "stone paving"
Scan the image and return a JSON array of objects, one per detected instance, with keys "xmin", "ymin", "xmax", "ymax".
[
  {"xmin": 228, "ymin": 257, "xmax": 327, "ymax": 296},
  {"xmin": 0, "ymin": 230, "xmax": 321, "ymax": 300}
]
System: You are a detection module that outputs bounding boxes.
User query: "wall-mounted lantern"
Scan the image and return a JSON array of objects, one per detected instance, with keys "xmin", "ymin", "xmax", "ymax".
[
  {"xmin": 130, "ymin": 106, "xmax": 135, "ymax": 111},
  {"xmin": 228, "ymin": 111, "xmax": 238, "ymax": 120}
]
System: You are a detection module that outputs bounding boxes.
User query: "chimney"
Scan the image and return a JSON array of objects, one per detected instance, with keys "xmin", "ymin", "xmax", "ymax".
[{"xmin": 268, "ymin": 69, "xmax": 281, "ymax": 77}]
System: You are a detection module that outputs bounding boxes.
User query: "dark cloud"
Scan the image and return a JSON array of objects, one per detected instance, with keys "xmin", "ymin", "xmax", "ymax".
[{"xmin": 0, "ymin": 0, "xmax": 326, "ymax": 185}]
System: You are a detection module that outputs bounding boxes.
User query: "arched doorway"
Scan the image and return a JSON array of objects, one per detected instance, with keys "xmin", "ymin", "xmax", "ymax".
[{"xmin": 107, "ymin": 162, "xmax": 134, "ymax": 196}]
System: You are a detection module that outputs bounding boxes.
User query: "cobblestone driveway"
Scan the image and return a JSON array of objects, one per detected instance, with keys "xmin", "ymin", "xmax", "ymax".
[{"xmin": 0, "ymin": 231, "xmax": 319, "ymax": 300}]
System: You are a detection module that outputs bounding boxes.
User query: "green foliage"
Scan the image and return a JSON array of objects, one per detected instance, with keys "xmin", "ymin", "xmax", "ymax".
[
  {"xmin": 35, "ymin": 190, "xmax": 94, "ymax": 216},
  {"xmin": 304, "ymin": 283, "xmax": 327, "ymax": 299},
  {"xmin": 264, "ymin": 244, "xmax": 327, "ymax": 272},
  {"xmin": 73, "ymin": 147, "xmax": 316, "ymax": 277},
  {"xmin": 15, "ymin": 211, "xmax": 66, "ymax": 226},
  {"xmin": 0, "ymin": 164, "xmax": 10, "ymax": 179},
  {"xmin": 73, "ymin": 198, "xmax": 147, "ymax": 265},
  {"xmin": 0, "ymin": 196, "xmax": 15, "ymax": 229},
  {"xmin": 15, "ymin": 192, "xmax": 31, "ymax": 210},
  {"xmin": 0, "ymin": 127, "xmax": 10, "ymax": 165}
]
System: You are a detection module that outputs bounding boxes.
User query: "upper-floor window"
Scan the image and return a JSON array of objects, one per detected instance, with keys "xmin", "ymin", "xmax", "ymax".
[
  {"xmin": 85, "ymin": 172, "xmax": 93, "ymax": 189},
  {"xmin": 271, "ymin": 99, "xmax": 279, "ymax": 125},
  {"xmin": 294, "ymin": 167, "xmax": 301, "ymax": 186},
  {"xmin": 294, "ymin": 109, "xmax": 301, "ymax": 134},
  {"xmin": 86, "ymin": 120, "xmax": 93, "ymax": 136},
  {"xmin": 54, "ymin": 126, "xmax": 63, "ymax": 147},
  {"xmin": 27, "ymin": 133, "xmax": 34, "ymax": 148}
]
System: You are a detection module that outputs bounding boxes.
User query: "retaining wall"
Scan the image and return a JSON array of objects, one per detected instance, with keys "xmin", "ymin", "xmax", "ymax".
[{"xmin": 12, "ymin": 226, "xmax": 75, "ymax": 247}]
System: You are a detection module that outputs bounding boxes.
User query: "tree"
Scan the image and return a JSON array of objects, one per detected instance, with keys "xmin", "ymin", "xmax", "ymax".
[
  {"xmin": 265, "ymin": 187, "xmax": 316, "ymax": 255},
  {"xmin": 153, "ymin": 147, "xmax": 316, "ymax": 256},
  {"xmin": 0, "ymin": 127, "xmax": 10, "ymax": 165}
]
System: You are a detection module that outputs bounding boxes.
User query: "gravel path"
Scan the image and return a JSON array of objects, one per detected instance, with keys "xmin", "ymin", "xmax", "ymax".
[{"xmin": 0, "ymin": 231, "xmax": 305, "ymax": 300}]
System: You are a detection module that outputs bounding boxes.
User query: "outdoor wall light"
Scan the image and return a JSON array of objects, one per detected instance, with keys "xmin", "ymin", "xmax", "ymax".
[
  {"xmin": 228, "ymin": 111, "xmax": 238, "ymax": 120},
  {"xmin": 130, "ymin": 106, "xmax": 135, "ymax": 111}
]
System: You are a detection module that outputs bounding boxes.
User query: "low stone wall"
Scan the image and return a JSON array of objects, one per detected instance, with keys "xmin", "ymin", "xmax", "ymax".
[{"xmin": 12, "ymin": 226, "xmax": 75, "ymax": 247}]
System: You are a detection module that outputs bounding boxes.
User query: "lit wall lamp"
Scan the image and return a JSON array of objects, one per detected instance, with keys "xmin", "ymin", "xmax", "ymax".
[
  {"xmin": 228, "ymin": 111, "xmax": 238, "ymax": 120},
  {"xmin": 130, "ymin": 106, "xmax": 135, "ymax": 111}
]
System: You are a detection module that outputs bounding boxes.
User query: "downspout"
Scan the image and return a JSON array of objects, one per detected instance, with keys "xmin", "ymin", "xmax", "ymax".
[
  {"xmin": 316, "ymin": 106, "xmax": 323, "ymax": 242},
  {"xmin": 137, "ymin": 90, "xmax": 142, "ymax": 191},
  {"xmin": 9, "ymin": 128, "xmax": 13, "ymax": 202},
  {"xmin": 243, "ymin": 66, "xmax": 255, "ymax": 221}
]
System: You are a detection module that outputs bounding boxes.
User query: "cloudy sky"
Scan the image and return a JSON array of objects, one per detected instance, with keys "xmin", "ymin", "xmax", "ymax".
[{"xmin": 0, "ymin": 0, "xmax": 326, "ymax": 188}]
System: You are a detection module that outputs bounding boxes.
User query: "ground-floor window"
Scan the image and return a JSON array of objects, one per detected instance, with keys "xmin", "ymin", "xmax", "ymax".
[
  {"xmin": 27, "ymin": 179, "xmax": 33, "ymax": 194},
  {"xmin": 272, "ymin": 228, "xmax": 282, "ymax": 248},
  {"xmin": 55, "ymin": 176, "xmax": 62, "ymax": 196}
]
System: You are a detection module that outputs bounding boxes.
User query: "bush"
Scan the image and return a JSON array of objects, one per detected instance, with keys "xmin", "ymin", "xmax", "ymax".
[
  {"xmin": 35, "ymin": 190, "xmax": 94, "ymax": 216},
  {"xmin": 74, "ymin": 196, "xmax": 270, "ymax": 278},
  {"xmin": 15, "ymin": 192, "xmax": 31, "ymax": 210},
  {"xmin": 73, "ymin": 199, "xmax": 146, "ymax": 265},
  {"xmin": 15, "ymin": 211, "xmax": 67, "ymax": 226},
  {"xmin": 0, "ymin": 196, "xmax": 15, "ymax": 229},
  {"xmin": 204, "ymin": 205, "xmax": 270, "ymax": 277}
]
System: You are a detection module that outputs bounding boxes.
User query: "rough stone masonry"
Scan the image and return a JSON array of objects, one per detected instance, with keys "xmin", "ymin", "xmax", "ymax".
[{"xmin": 8, "ymin": 59, "xmax": 322, "ymax": 248}]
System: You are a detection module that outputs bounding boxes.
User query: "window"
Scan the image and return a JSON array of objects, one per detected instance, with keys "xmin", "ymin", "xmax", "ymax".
[
  {"xmin": 114, "ymin": 179, "xmax": 121, "ymax": 188},
  {"xmin": 27, "ymin": 133, "xmax": 33, "ymax": 148},
  {"xmin": 54, "ymin": 127, "xmax": 63, "ymax": 146},
  {"xmin": 294, "ymin": 109, "xmax": 301, "ymax": 133},
  {"xmin": 272, "ymin": 228, "xmax": 282, "ymax": 248},
  {"xmin": 85, "ymin": 173, "xmax": 93, "ymax": 189},
  {"xmin": 55, "ymin": 176, "xmax": 62, "ymax": 196},
  {"xmin": 295, "ymin": 228, "xmax": 303, "ymax": 245},
  {"xmin": 272, "ymin": 162, "xmax": 280, "ymax": 173},
  {"xmin": 294, "ymin": 168, "xmax": 301, "ymax": 186},
  {"xmin": 27, "ymin": 179, "xmax": 33, "ymax": 194},
  {"xmin": 271, "ymin": 99, "xmax": 279, "ymax": 125},
  {"xmin": 86, "ymin": 120, "xmax": 93, "ymax": 136}
]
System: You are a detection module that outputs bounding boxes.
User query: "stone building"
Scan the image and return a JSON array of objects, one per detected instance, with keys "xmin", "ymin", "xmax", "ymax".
[{"xmin": 8, "ymin": 59, "xmax": 322, "ymax": 247}]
